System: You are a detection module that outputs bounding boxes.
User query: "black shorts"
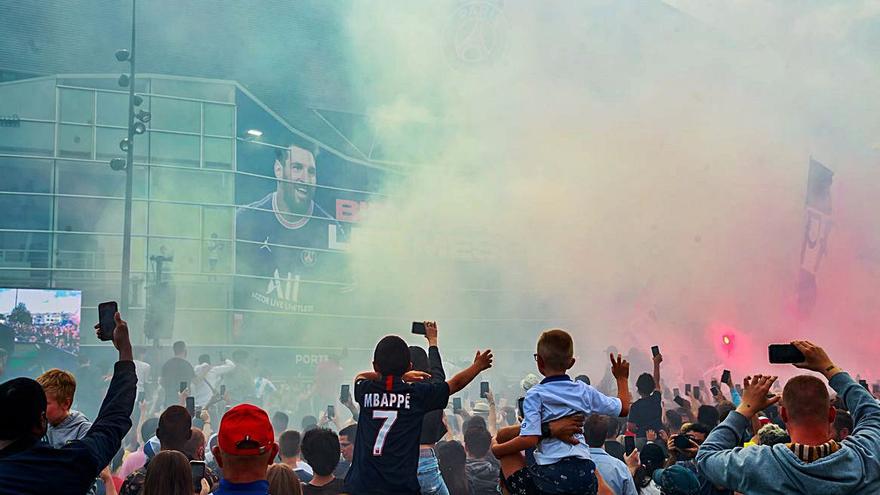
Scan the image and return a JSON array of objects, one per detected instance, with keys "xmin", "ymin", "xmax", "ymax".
[{"xmin": 501, "ymin": 458, "xmax": 598, "ymax": 495}]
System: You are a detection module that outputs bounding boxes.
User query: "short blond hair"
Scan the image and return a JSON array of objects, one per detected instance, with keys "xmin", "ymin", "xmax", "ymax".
[
  {"xmin": 36, "ymin": 368, "xmax": 77, "ymax": 404},
  {"xmin": 537, "ymin": 329, "xmax": 574, "ymax": 370}
]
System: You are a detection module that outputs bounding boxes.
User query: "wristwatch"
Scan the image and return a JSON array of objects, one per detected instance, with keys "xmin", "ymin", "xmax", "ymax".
[{"xmin": 541, "ymin": 421, "xmax": 552, "ymax": 439}]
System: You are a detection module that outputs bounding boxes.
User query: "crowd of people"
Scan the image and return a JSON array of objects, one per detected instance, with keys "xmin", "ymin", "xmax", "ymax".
[
  {"xmin": 0, "ymin": 308, "xmax": 879, "ymax": 495},
  {"xmin": 9, "ymin": 320, "xmax": 80, "ymax": 354}
]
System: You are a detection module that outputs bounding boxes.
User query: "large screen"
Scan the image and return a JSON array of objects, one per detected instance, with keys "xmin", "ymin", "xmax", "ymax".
[{"xmin": 0, "ymin": 288, "xmax": 82, "ymax": 355}]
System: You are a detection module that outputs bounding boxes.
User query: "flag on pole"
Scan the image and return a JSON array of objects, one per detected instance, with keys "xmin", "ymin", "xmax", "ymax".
[{"xmin": 797, "ymin": 158, "xmax": 833, "ymax": 318}]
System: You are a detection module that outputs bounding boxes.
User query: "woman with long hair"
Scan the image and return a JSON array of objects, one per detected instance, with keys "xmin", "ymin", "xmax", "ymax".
[
  {"xmin": 435, "ymin": 440, "xmax": 472, "ymax": 495},
  {"xmin": 142, "ymin": 450, "xmax": 209, "ymax": 495},
  {"xmin": 267, "ymin": 464, "xmax": 303, "ymax": 495}
]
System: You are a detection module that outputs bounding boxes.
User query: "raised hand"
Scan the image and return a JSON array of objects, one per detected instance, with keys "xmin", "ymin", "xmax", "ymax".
[
  {"xmin": 611, "ymin": 353, "xmax": 630, "ymax": 380},
  {"xmin": 424, "ymin": 321, "xmax": 438, "ymax": 345},
  {"xmin": 736, "ymin": 374, "xmax": 781, "ymax": 419},
  {"xmin": 791, "ymin": 341, "xmax": 838, "ymax": 378},
  {"xmin": 474, "ymin": 350, "xmax": 494, "ymax": 371}
]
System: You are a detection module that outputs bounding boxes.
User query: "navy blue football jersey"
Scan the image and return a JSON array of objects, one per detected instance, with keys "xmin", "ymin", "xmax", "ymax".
[
  {"xmin": 344, "ymin": 376, "xmax": 450, "ymax": 495},
  {"xmin": 234, "ymin": 192, "xmax": 347, "ymax": 314}
]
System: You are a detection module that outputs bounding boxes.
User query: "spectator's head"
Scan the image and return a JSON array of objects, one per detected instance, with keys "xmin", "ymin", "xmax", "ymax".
[
  {"xmin": 339, "ymin": 423, "xmax": 357, "ymax": 462},
  {"xmin": 142, "ymin": 450, "xmax": 193, "ymax": 495},
  {"xmin": 184, "ymin": 427, "xmax": 206, "ymax": 460},
  {"xmin": 832, "ymin": 409, "xmax": 853, "ymax": 441},
  {"xmin": 697, "ymin": 405, "xmax": 719, "ymax": 428},
  {"xmin": 300, "ymin": 428, "xmax": 340, "ymax": 477},
  {"xmin": 652, "ymin": 464, "xmax": 700, "ymax": 495},
  {"xmin": 575, "ymin": 374, "xmax": 591, "ymax": 385},
  {"xmin": 278, "ymin": 430, "xmax": 303, "ymax": 462},
  {"xmin": 172, "ymin": 340, "xmax": 186, "ymax": 358},
  {"xmin": 535, "ymin": 329, "xmax": 575, "ymax": 375},
  {"xmin": 464, "ymin": 425, "xmax": 492, "ymax": 459},
  {"xmin": 0, "ymin": 377, "xmax": 48, "ymax": 443},
  {"xmin": 272, "ymin": 411, "xmax": 289, "ymax": 434},
  {"xmin": 717, "ymin": 401, "xmax": 736, "ymax": 422},
  {"xmin": 35, "ymin": 369, "xmax": 76, "ymax": 426},
  {"xmin": 521, "ymin": 373, "xmax": 540, "ymax": 392},
  {"xmin": 665, "ymin": 409, "xmax": 683, "ymax": 433},
  {"xmin": 301, "ymin": 415, "xmax": 318, "ymax": 432},
  {"xmin": 213, "ymin": 404, "xmax": 278, "ymax": 483},
  {"xmin": 605, "ymin": 416, "xmax": 621, "ymax": 440},
  {"xmin": 463, "ymin": 414, "xmax": 487, "ymax": 431},
  {"xmin": 781, "ymin": 375, "xmax": 835, "ymax": 439},
  {"xmin": 198, "ymin": 354, "xmax": 211, "ymax": 365},
  {"xmin": 141, "ymin": 417, "xmax": 160, "ymax": 447},
  {"xmin": 636, "ymin": 373, "xmax": 655, "ymax": 397},
  {"xmin": 436, "ymin": 441, "xmax": 470, "ymax": 495},
  {"xmin": 267, "ymin": 464, "xmax": 302, "ymax": 495},
  {"xmin": 586, "ymin": 414, "xmax": 612, "ymax": 448},
  {"xmin": 640, "ymin": 442, "xmax": 666, "ymax": 475},
  {"xmin": 680, "ymin": 423, "xmax": 710, "ymax": 445},
  {"xmin": 408, "ymin": 346, "xmax": 429, "ymax": 373},
  {"xmin": 373, "ymin": 335, "xmax": 411, "ymax": 377},
  {"xmin": 157, "ymin": 405, "xmax": 193, "ymax": 452},
  {"xmin": 756, "ymin": 423, "xmax": 791, "ymax": 446}
]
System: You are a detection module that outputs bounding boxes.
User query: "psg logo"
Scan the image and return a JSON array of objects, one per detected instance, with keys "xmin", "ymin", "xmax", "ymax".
[
  {"xmin": 444, "ymin": 0, "xmax": 508, "ymax": 70},
  {"xmin": 300, "ymin": 249, "xmax": 318, "ymax": 266}
]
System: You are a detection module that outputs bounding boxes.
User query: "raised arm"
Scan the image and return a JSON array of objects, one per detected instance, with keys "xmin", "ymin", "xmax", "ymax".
[
  {"xmin": 447, "ymin": 350, "xmax": 493, "ymax": 395},
  {"xmin": 81, "ymin": 312, "xmax": 137, "ymax": 472},
  {"xmin": 424, "ymin": 322, "xmax": 446, "ymax": 382},
  {"xmin": 652, "ymin": 353, "xmax": 662, "ymax": 392},
  {"xmin": 611, "ymin": 353, "xmax": 632, "ymax": 417}
]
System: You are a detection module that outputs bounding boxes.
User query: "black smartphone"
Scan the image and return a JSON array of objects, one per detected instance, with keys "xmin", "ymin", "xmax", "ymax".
[
  {"xmin": 673, "ymin": 396, "xmax": 687, "ymax": 407},
  {"xmin": 685, "ymin": 384, "xmax": 692, "ymax": 395},
  {"xmin": 516, "ymin": 397, "xmax": 524, "ymax": 418},
  {"xmin": 624, "ymin": 436, "xmax": 636, "ymax": 455},
  {"xmin": 673, "ymin": 388, "xmax": 680, "ymax": 397},
  {"xmin": 411, "ymin": 322, "xmax": 426, "ymax": 335},
  {"xmin": 710, "ymin": 386, "xmax": 720, "ymax": 397},
  {"xmin": 480, "ymin": 381, "xmax": 489, "ymax": 399},
  {"xmin": 651, "ymin": 345, "xmax": 660, "ymax": 357},
  {"xmin": 327, "ymin": 405, "xmax": 335, "ymax": 419},
  {"xmin": 693, "ymin": 386, "xmax": 701, "ymax": 400},
  {"xmin": 97, "ymin": 301, "xmax": 118, "ymax": 341},
  {"xmin": 180, "ymin": 381, "xmax": 188, "ymax": 394},
  {"xmin": 673, "ymin": 434, "xmax": 693, "ymax": 449},
  {"xmin": 186, "ymin": 396, "xmax": 195, "ymax": 417},
  {"xmin": 768, "ymin": 344, "xmax": 805, "ymax": 364},
  {"xmin": 220, "ymin": 384, "xmax": 226, "ymax": 397},
  {"xmin": 721, "ymin": 369, "xmax": 731, "ymax": 384},
  {"xmin": 190, "ymin": 460, "xmax": 206, "ymax": 493},
  {"xmin": 859, "ymin": 379, "xmax": 869, "ymax": 391},
  {"xmin": 453, "ymin": 397, "xmax": 462, "ymax": 413},
  {"xmin": 340, "ymin": 384, "xmax": 350, "ymax": 403}
]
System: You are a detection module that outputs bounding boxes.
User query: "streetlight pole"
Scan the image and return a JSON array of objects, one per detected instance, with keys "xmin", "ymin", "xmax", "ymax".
[{"xmin": 120, "ymin": 0, "xmax": 137, "ymax": 315}]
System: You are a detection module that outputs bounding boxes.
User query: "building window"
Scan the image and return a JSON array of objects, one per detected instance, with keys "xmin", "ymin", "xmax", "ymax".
[
  {"xmin": 204, "ymin": 104, "xmax": 234, "ymax": 137},
  {"xmin": 150, "ymin": 96, "xmax": 200, "ymax": 133},
  {"xmin": 60, "ymin": 88, "xmax": 95, "ymax": 124},
  {"xmin": 58, "ymin": 124, "xmax": 94, "ymax": 159},
  {"xmin": 150, "ymin": 131, "xmax": 200, "ymax": 167},
  {"xmin": 204, "ymin": 137, "xmax": 233, "ymax": 169},
  {"xmin": 97, "ymin": 91, "xmax": 130, "ymax": 127},
  {"xmin": 0, "ymin": 122, "xmax": 54, "ymax": 157},
  {"xmin": 0, "ymin": 158, "xmax": 52, "ymax": 193}
]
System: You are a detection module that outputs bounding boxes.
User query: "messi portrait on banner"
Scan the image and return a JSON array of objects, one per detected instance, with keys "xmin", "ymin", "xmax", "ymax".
[{"xmin": 234, "ymin": 142, "xmax": 352, "ymax": 334}]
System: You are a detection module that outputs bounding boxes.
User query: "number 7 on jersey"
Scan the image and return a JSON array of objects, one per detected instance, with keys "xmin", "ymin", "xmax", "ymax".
[{"xmin": 372, "ymin": 410, "xmax": 398, "ymax": 456}]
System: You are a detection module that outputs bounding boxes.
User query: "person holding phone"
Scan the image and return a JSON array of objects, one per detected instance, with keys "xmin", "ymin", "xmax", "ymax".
[
  {"xmin": 696, "ymin": 341, "xmax": 880, "ymax": 494},
  {"xmin": 627, "ymin": 349, "xmax": 663, "ymax": 439},
  {"xmin": 409, "ymin": 321, "xmax": 451, "ymax": 495},
  {"xmin": 160, "ymin": 341, "xmax": 195, "ymax": 408},
  {"xmin": 0, "ymin": 310, "xmax": 137, "ymax": 494}
]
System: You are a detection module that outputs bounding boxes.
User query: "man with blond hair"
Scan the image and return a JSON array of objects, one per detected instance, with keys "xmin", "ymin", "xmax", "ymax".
[{"xmin": 36, "ymin": 368, "xmax": 92, "ymax": 448}]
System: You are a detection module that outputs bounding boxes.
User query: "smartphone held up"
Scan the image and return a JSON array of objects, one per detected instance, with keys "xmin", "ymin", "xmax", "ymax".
[{"xmin": 97, "ymin": 301, "xmax": 118, "ymax": 341}]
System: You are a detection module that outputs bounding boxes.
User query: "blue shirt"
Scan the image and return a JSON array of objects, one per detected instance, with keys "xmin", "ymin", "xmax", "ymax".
[
  {"xmin": 214, "ymin": 479, "xmax": 270, "ymax": 495},
  {"xmin": 520, "ymin": 374, "xmax": 622, "ymax": 465},
  {"xmin": 589, "ymin": 448, "xmax": 638, "ymax": 495}
]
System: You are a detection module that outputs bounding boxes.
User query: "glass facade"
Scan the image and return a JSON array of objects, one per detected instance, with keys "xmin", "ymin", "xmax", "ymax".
[{"xmin": 0, "ymin": 75, "xmax": 239, "ymax": 343}]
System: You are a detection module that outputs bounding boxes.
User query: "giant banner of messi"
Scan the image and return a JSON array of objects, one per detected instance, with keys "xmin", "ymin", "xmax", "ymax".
[{"xmin": 233, "ymin": 93, "xmax": 384, "ymax": 341}]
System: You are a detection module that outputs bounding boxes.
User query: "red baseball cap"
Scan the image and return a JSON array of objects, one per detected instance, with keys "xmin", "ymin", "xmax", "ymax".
[{"xmin": 218, "ymin": 404, "xmax": 275, "ymax": 456}]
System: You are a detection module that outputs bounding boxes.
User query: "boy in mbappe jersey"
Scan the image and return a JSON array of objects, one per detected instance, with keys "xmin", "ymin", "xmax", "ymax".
[{"xmin": 344, "ymin": 335, "xmax": 493, "ymax": 495}]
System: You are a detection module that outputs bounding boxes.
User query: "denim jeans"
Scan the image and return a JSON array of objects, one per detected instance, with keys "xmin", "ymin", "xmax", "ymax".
[{"xmin": 418, "ymin": 452, "xmax": 450, "ymax": 495}]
